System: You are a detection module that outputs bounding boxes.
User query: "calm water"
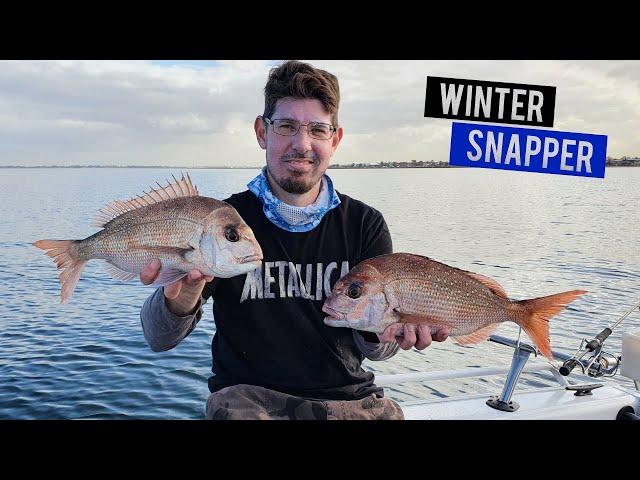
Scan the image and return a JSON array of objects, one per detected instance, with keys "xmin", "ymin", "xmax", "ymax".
[{"xmin": 1, "ymin": 167, "xmax": 639, "ymax": 419}]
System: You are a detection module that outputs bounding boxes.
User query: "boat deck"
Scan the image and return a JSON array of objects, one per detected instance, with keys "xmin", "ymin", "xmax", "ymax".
[{"xmin": 398, "ymin": 383, "xmax": 640, "ymax": 419}]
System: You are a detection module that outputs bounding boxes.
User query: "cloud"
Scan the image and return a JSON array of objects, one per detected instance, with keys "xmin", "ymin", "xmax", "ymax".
[{"xmin": 0, "ymin": 60, "xmax": 638, "ymax": 166}]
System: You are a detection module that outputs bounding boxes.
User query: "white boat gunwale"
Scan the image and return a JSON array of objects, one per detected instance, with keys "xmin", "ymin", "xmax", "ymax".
[{"xmin": 374, "ymin": 333, "xmax": 640, "ymax": 420}]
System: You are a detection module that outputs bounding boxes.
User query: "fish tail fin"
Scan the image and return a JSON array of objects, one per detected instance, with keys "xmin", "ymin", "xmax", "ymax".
[
  {"xmin": 515, "ymin": 290, "xmax": 588, "ymax": 360},
  {"xmin": 33, "ymin": 239, "xmax": 88, "ymax": 303}
]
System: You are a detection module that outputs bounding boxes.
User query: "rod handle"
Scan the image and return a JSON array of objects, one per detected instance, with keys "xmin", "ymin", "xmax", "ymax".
[
  {"xmin": 586, "ymin": 328, "xmax": 612, "ymax": 351},
  {"xmin": 560, "ymin": 359, "xmax": 579, "ymax": 376}
]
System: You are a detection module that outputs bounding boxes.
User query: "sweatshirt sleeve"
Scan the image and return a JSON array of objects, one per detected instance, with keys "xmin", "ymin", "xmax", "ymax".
[
  {"xmin": 352, "ymin": 330, "xmax": 400, "ymax": 361},
  {"xmin": 360, "ymin": 208, "xmax": 393, "ymax": 261},
  {"xmin": 139, "ymin": 286, "xmax": 207, "ymax": 352}
]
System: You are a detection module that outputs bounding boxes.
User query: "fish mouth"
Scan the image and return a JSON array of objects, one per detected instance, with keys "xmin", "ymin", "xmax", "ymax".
[
  {"xmin": 239, "ymin": 254, "xmax": 263, "ymax": 264},
  {"xmin": 322, "ymin": 304, "xmax": 345, "ymax": 321}
]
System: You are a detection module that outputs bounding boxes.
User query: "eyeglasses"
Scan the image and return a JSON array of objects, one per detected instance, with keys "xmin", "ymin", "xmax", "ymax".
[{"xmin": 263, "ymin": 117, "xmax": 337, "ymax": 140}]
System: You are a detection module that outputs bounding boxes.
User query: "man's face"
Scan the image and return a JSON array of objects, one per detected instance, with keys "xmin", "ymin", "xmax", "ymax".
[{"xmin": 255, "ymin": 97, "xmax": 343, "ymax": 195}]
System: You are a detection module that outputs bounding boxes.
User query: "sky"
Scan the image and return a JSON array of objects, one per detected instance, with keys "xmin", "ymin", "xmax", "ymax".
[{"xmin": 0, "ymin": 60, "xmax": 638, "ymax": 167}]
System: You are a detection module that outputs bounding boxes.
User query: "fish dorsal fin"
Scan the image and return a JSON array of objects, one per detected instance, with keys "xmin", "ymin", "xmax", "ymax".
[
  {"xmin": 460, "ymin": 270, "xmax": 508, "ymax": 298},
  {"xmin": 91, "ymin": 173, "xmax": 199, "ymax": 228},
  {"xmin": 451, "ymin": 323, "xmax": 500, "ymax": 346}
]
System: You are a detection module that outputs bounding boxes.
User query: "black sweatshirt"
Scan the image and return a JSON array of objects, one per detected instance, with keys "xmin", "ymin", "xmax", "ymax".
[
  {"xmin": 202, "ymin": 190, "xmax": 394, "ymax": 400},
  {"xmin": 140, "ymin": 189, "xmax": 398, "ymax": 401}
]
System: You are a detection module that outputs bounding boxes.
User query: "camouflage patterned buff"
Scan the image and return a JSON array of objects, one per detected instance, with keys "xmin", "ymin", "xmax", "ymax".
[{"xmin": 247, "ymin": 167, "xmax": 341, "ymax": 233}]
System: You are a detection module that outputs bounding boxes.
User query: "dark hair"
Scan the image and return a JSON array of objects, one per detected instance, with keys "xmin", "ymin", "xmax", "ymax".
[{"xmin": 263, "ymin": 60, "xmax": 340, "ymax": 126}]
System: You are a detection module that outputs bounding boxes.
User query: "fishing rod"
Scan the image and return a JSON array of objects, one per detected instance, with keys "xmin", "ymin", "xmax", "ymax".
[{"xmin": 559, "ymin": 298, "xmax": 640, "ymax": 378}]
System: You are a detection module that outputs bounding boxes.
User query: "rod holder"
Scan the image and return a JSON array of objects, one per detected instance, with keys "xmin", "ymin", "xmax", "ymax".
[{"xmin": 486, "ymin": 342, "xmax": 532, "ymax": 412}]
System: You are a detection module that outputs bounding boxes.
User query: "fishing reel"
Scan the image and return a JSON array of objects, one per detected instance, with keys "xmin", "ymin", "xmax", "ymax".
[
  {"xmin": 560, "ymin": 328, "xmax": 622, "ymax": 378},
  {"xmin": 587, "ymin": 351, "xmax": 621, "ymax": 377}
]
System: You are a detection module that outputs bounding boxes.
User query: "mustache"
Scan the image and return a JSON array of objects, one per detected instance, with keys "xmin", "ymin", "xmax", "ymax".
[{"xmin": 280, "ymin": 152, "xmax": 318, "ymax": 162}]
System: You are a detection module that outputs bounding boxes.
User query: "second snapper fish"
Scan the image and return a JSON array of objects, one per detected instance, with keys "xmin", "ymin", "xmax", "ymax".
[
  {"xmin": 322, "ymin": 253, "xmax": 587, "ymax": 360},
  {"xmin": 34, "ymin": 174, "xmax": 263, "ymax": 303}
]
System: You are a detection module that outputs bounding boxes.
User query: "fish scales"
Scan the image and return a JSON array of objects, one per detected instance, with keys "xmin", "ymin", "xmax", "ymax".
[{"xmin": 375, "ymin": 254, "xmax": 510, "ymax": 333}]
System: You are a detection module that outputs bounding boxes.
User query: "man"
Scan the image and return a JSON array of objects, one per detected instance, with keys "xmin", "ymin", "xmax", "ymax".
[{"xmin": 140, "ymin": 60, "xmax": 450, "ymax": 420}]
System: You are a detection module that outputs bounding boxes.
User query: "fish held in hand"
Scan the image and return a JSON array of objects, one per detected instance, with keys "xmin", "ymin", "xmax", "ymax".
[
  {"xmin": 34, "ymin": 173, "xmax": 263, "ymax": 303},
  {"xmin": 322, "ymin": 253, "xmax": 587, "ymax": 360}
]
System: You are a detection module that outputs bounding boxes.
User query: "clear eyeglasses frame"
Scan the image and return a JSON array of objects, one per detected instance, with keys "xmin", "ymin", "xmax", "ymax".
[{"xmin": 263, "ymin": 117, "xmax": 337, "ymax": 140}]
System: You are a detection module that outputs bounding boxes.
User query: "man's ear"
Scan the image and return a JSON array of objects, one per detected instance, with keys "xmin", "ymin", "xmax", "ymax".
[
  {"xmin": 331, "ymin": 125, "xmax": 343, "ymax": 154},
  {"xmin": 255, "ymin": 116, "xmax": 267, "ymax": 149}
]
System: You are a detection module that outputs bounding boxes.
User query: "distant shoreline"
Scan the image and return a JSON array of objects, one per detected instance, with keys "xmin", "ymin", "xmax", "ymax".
[
  {"xmin": 0, "ymin": 165, "xmax": 462, "ymax": 169},
  {"xmin": 1, "ymin": 160, "xmax": 639, "ymax": 169},
  {"xmin": 1, "ymin": 166, "xmax": 639, "ymax": 169}
]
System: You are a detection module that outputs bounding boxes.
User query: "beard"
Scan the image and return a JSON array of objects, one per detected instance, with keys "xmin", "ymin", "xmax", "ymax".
[
  {"xmin": 274, "ymin": 173, "xmax": 316, "ymax": 194},
  {"xmin": 267, "ymin": 157, "xmax": 321, "ymax": 195}
]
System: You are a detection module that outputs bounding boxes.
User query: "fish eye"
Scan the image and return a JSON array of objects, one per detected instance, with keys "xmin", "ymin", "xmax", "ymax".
[
  {"xmin": 224, "ymin": 227, "xmax": 240, "ymax": 242},
  {"xmin": 346, "ymin": 283, "xmax": 362, "ymax": 299}
]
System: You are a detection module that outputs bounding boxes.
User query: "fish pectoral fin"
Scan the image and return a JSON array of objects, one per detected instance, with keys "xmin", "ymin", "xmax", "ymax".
[
  {"xmin": 133, "ymin": 246, "xmax": 194, "ymax": 258},
  {"xmin": 460, "ymin": 271, "xmax": 508, "ymax": 298},
  {"xmin": 392, "ymin": 309, "xmax": 452, "ymax": 331},
  {"xmin": 451, "ymin": 323, "xmax": 500, "ymax": 346},
  {"xmin": 103, "ymin": 262, "xmax": 138, "ymax": 281},
  {"xmin": 392, "ymin": 308, "xmax": 430, "ymax": 323},
  {"xmin": 150, "ymin": 268, "xmax": 189, "ymax": 287}
]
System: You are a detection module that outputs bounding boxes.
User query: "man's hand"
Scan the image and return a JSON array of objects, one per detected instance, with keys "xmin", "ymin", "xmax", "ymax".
[
  {"xmin": 140, "ymin": 259, "xmax": 213, "ymax": 316},
  {"xmin": 377, "ymin": 323, "xmax": 451, "ymax": 351}
]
